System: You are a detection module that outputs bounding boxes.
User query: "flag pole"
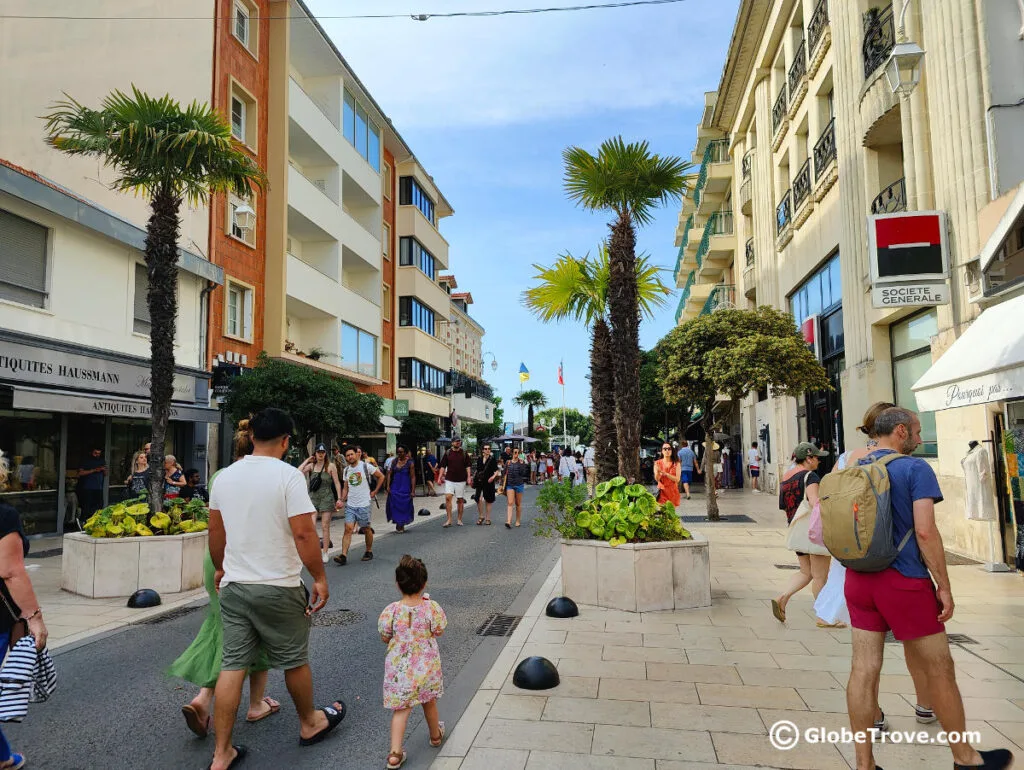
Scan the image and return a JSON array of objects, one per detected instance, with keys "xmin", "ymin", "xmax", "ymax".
[{"xmin": 561, "ymin": 360, "xmax": 567, "ymax": 449}]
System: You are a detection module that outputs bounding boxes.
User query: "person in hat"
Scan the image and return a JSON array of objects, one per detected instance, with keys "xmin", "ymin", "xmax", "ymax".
[{"xmin": 299, "ymin": 444, "xmax": 343, "ymax": 563}]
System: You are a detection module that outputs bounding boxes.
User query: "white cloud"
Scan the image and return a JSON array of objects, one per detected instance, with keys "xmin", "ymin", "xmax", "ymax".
[{"xmin": 308, "ymin": 0, "xmax": 738, "ymax": 129}]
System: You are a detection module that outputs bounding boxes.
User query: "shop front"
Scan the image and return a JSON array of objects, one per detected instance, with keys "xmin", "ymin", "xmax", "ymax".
[{"xmin": 0, "ymin": 330, "xmax": 218, "ymax": 536}]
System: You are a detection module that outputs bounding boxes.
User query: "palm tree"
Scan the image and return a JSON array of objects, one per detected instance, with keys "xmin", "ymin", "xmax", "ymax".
[
  {"xmin": 523, "ymin": 246, "xmax": 670, "ymax": 481},
  {"xmin": 513, "ymin": 390, "xmax": 548, "ymax": 440},
  {"xmin": 563, "ymin": 137, "xmax": 689, "ymax": 481},
  {"xmin": 43, "ymin": 86, "xmax": 265, "ymax": 512}
]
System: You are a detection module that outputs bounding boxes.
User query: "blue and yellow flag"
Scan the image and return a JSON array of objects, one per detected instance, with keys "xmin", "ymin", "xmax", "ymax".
[{"xmin": 518, "ymin": 362, "xmax": 530, "ymax": 383}]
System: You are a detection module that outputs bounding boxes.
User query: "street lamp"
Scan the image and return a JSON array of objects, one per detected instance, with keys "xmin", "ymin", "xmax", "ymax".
[
  {"xmin": 885, "ymin": 41, "xmax": 925, "ymax": 97},
  {"xmin": 482, "ymin": 351, "xmax": 498, "ymax": 373},
  {"xmin": 232, "ymin": 203, "xmax": 256, "ymax": 234}
]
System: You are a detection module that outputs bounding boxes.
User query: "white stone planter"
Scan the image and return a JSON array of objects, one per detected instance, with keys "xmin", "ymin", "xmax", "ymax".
[
  {"xmin": 560, "ymin": 532, "xmax": 711, "ymax": 613},
  {"xmin": 61, "ymin": 531, "xmax": 208, "ymax": 598}
]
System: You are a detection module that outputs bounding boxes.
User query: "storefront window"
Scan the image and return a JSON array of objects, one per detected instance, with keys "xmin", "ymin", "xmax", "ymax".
[
  {"xmin": 891, "ymin": 309, "xmax": 939, "ymax": 456},
  {"xmin": 110, "ymin": 419, "xmax": 156, "ymax": 501},
  {"xmin": 0, "ymin": 410, "xmax": 62, "ymax": 535}
]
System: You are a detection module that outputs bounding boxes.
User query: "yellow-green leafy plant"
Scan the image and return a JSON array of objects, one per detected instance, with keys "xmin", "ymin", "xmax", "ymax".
[{"xmin": 82, "ymin": 495, "xmax": 209, "ymax": 538}]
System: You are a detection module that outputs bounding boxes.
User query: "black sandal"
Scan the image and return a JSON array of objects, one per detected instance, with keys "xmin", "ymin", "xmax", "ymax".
[
  {"xmin": 299, "ymin": 701, "xmax": 346, "ymax": 746},
  {"xmin": 206, "ymin": 745, "xmax": 248, "ymax": 770}
]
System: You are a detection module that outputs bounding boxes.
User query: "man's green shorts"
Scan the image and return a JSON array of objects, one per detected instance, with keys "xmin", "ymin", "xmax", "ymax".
[{"xmin": 220, "ymin": 582, "xmax": 310, "ymax": 671}]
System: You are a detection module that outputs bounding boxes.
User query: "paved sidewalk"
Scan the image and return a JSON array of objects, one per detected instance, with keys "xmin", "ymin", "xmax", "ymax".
[{"xmin": 432, "ymin": 488, "xmax": 1024, "ymax": 770}]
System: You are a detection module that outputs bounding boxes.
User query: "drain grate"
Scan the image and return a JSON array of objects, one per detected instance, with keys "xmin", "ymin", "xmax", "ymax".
[
  {"xmin": 27, "ymin": 548, "xmax": 63, "ymax": 559},
  {"xmin": 774, "ymin": 563, "xmax": 801, "ymax": 570},
  {"xmin": 476, "ymin": 613, "xmax": 522, "ymax": 637},
  {"xmin": 139, "ymin": 606, "xmax": 200, "ymax": 624},
  {"xmin": 310, "ymin": 609, "xmax": 366, "ymax": 628},
  {"xmin": 885, "ymin": 631, "xmax": 977, "ymax": 645},
  {"xmin": 681, "ymin": 514, "xmax": 756, "ymax": 524}
]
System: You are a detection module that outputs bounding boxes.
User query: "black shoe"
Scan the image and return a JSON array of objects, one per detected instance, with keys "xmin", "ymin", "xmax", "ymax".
[
  {"xmin": 361, "ymin": 551, "xmax": 373, "ymax": 562},
  {"xmin": 333, "ymin": 554, "xmax": 347, "ymax": 566},
  {"xmin": 954, "ymin": 748, "xmax": 1014, "ymax": 769}
]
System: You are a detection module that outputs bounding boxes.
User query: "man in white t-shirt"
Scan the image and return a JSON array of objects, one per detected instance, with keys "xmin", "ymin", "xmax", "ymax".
[
  {"xmin": 207, "ymin": 408, "xmax": 346, "ymax": 770},
  {"xmin": 335, "ymin": 445, "xmax": 385, "ymax": 565},
  {"xmin": 746, "ymin": 441, "xmax": 762, "ymax": 493}
]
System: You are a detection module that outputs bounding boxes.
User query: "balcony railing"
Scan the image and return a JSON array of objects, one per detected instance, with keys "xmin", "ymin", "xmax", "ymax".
[
  {"xmin": 676, "ymin": 270, "xmax": 696, "ymax": 323},
  {"xmin": 742, "ymin": 149, "xmax": 754, "ymax": 179},
  {"xmin": 701, "ymin": 284, "xmax": 736, "ymax": 316},
  {"xmin": 788, "ymin": 39, "xmax": 807, "ymax": 95},
  {"xmin": 745, "ymin": 238, "xmax": 755, "ymax": 268},
  {"xmin": 808, "ymin": 0, "xmax": 830, "ymax": 54},
  {"xmin": 777, "ymin": 190, "xmax": 792, "ymax": 234},
  {"xmin": 450, "ymin": 369, "xmax": 494, "ymax": 401},
  {"xmin": 692, "ymin": 139, "xmax": 730, "ymax": 208},
  {"xmin": 695, "ymin": 210, "xmax": 733, "ymax": 269},
  {"xmin": 792, "ymin": 159, "xmax": 812, "ymax": 209},
  {"xmin": 674, "ymin": 213, "xmax": 695, "ymax": 279},
  {"xmin": 862, "ymin": 5, "xmax": 895, "ymax": 79},
  {"xmin": 813, "ymin": 118, "xmax": 837, "ymax": 179},
  {"xmin": 772, "ymin": 85, "xmax": 788, "ymax": 134},
  {"xmin": 870, "ymin": 177, "xmax": 907, "ymax": 214}
]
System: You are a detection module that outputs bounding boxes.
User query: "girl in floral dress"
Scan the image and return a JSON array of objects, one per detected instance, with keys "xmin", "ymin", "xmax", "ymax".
[{"xmin": 379, "ymin": 555, "xmax": 447, "ymax": 769}]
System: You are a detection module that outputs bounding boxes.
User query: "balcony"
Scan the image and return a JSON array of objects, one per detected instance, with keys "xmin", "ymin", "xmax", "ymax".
[
  {"xmin": 396, "ymin": 326, "xmax": 450, "ymax": 371},
  {"xmin": 792, "ymin": 159, "xmax": 813, "ymax": 226},
  {"xmin": 692, "ymin": 138, "xmax": 730, "ymax": 209},
  {"xmin": 745, "ymin": 238, "xmax": 755, "ymax": 268},
  {"xmin": 289, "ymin": 164, "xmax": 340, "ymax": 240},
  {"xmin": 808, "ymin": 0, "xmax": 831, "ymax": 77},
  {"xmin": 696, "ymin": 210, "xmax": 735, "ymax": 278},
  {"xmin": 701, "ymin": 284, "xmax": 736, "ymax": 316},
  {"xmin": 813, "ymin": 118, "xmax": 838, "ymax": 200},
  {"xmin": 675, "ymin": 271, "xmax": 695, "ymax": 324},
  {"xmin": 776, "ymin": 189, "xmax": 793, "ymax": 249},
  {"xmin": 340, "ymin": 208, "xmax": 382, "ymax": 272},
  {"xmin": 862, "ymin": 5, "xmax": 895, "ymax": 80},
  {"xmin": 288, "ymin": 78, "xmax": 341, "ymax": 162},
  {"xmin": 870, "ymin": 177, "xmax": 907, "ymax": 214},
  {"xmin": 787, "ymin": 40, "xmax": 808, "ymax": 118},
  {"xmin": 674, "ymin": 213, "xmax": 695, "ymax": 284},
  {"xmin": 743, "ymin": 239, "xmax": 756, "ymax": 300},
  {"xmin": 772, "ymin": 85, "xmax": 789, "ymax": 148},
  {"xmin": 397, "ymin": 206, "xmax": 450, "ymax": 270},
  {"xmin": 680, "ymin": 279, "xmax": 715, "ymax": 324},
  {"xmin": 397, "ymin": 265, "xmax": 450, "ymax": 316},
  {"xmin": 742, "ymin": 150, "xmax": 754, "ymax": 180}
]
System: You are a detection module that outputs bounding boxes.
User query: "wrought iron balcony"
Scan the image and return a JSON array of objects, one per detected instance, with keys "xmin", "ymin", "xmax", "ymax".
[
  {"xmin": 776, "ymin": 190, "xmax": 792, "ymax": 234},
  {"xmin": 870, "ymin": 177, "xmax": 907, "ymax": 214},
  {"xmin": 788, "ymin": 39, "xmax": 807, "ymax": 96},
  {"xmin": 676, "ymin": 270, "xmax": 696, "ymax": 323},
  {"xmin": 813, "ymin": 118, "xmax": 836, "ymax": 178},
  {"xmin": 701, "ymin": 284, "xmax": 736, "ymax": 316},
  {"xmin": 742, "ymin": 149, "xmax": 754, "ymax": 179},
  {"xmin": 862, "ymin": 5, "xmax": 895, "ymax": 79},
  {"xmin": 792, "ymin": 159, "xmax": 812, "ymax": 209},
  {"xmin": 692, "ymin": 139, "xmax": 730, "ymax": 208},
  {"xmin": 745, "ymin": 238, "xmax": 755, "ymax": 268},
  {"xmin": 808, "ymin": 0, "xmax": 830, "ymax": 55},
  {"xmin": 772, "ymin": 85, "xmax": 788, "ymax": 134}
]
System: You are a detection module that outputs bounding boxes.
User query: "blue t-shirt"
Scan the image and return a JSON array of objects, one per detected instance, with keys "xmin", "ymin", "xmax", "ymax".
[
  {"xmin": 861, "ymin": 449, "xmax": 943, "ymax": 579},
  {"xmin": 677, "ymin": 447, "xmax": 696, "ymax": 469}
]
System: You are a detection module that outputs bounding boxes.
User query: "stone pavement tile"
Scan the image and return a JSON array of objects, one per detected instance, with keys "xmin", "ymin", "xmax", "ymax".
[
  {"xmin": 566, "ymin": 630, "xmax": 643, "ymax": 647},
  {"xmin": 556, "ymin": 658, "xmax": 647, "ymax": 680},
  {"xmin": 527, "ymin": 629, "xmax": 567, "ymax": 645},
  {"xmin": 644, "ymin": 610, "xmax": 713, "ymax": 626},
  {"xmin": 757, "ymin": 707, "xmax": 850, "ymax": 734},
  {"xmin": 429, "ymin": 758, "xmax": 464, "ymax": 770},
  {"xmin": 697, "ymin": 683, "xmax": 806, "ymax": 710},
  {"xmin": 738, "ymin": 667, "xmax": 842, "ymax": 690},
  {"xmin": 650, "ymin": 702, "xmax": 766, "ymax": 734},
  {"xmin": 542, "ymin": 696, "xmax": 651, "ymax": 727},
  {"xmin": 656, "ymin": 762, "xmax": 786, "ymax": 770},
  {"xmin": 770, "ymin": 653, "xmax": 852, "ymax": 673},
  {"xmin": 591, "ymin": 725, "xmax": 717, "ymax": 763},
  {"xmin": 518, "ymin": 642, "xmax": 604, "ymax": 661},
  {"xmin": 646, "ymin": 662, "xmax": 742, "ymax": 685},
  {"xmin": 481, "ymin": 645, "xmax": 524, "ymax": 690},
  {"xmin": 489, "ymin": 694, "xmax": 547, "ymax": 721},
  {"xmin": 750, "ymin": 627, "xmax": 834, "ymax": 643},
  {"xmin": 674, "ymin": 636, "xmax": 728, "ymax": 650},
  {"xmin": 598, "ymin": 678, "xmax": 700, "ymax": 705},
  {"xmin": 721, "ymin": 637, "xmax": 808, "ymax": 655},
  {"xmin": 686, "ymin": 650, "xmax": 779, "ymax": 668},
  {"xmin": 606, "ymin": 620, "xmax": 686, "ymax": 635},
  {"xmin": 832, "ymin": 672, "xmax": 914, "ymax": 694},
  {"xmin": 962, "ymin": 697, "xmax": 1024, "ymax": 721},
  {"xmin": 524, "ymin": 751, "xmax": 654, "ymax": 770},
  {"xmin": 956, "ymin": 677, "xmax": 1024, "ymax": 700},
  {"xmin": 501, "ymin": 675, "xmax": 599, "ymax": 699},
  {"xmin": 643, "ymin": 633, "xmax": 694, "ymax": 649},
  {"xmin": 711, "ymin": 731, "xmax": 848, "ymax": 769},
  {"xmin": 603, "ymin": 645, "xmax": 688, "ymax": 663},
  {"xmin": 439, "ymin": 689, "xmax": 499, "ymax": 758},
  {"xmin": 459, "ymin": 747, "xmax": 529, "ymax": 770},
  {"xmin": 532, "ymin": 617, "xmax": 607, "ymax": 633},
  {"xmin": 795, "ymin": 638, "xmax": 855, "ymax": 657},
  {"xmin": 475, "ymin": 718, "xmax": 595, "ymax": 754},
  {"xmin": 795, "ymin": 687, "xmax": 908, "ymax": 715},
  {"xmin": 834, "ymin": 739, "xmax": 954, "ymax": 769},
  {"xmin": 674, "ymin": 624, "xmax": 756, "ymax": 639},
  {"xmin": 989, "ymin": 720, "xmax": 1024, "ymax": 751}
]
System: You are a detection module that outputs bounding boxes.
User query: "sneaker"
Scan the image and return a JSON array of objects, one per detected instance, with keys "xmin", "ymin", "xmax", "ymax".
[
  {"xmin": 874, "ymin": 710, "xmax": 889, "ymax": 732},
  {"xmin": 361, "ymin": 551, "xmax": 373, "ymax": 562},
  {"xmin": 954, "ymin": 748, "xmax": 1014, "ymax": 769},
  {"xmin": 333, "ymin": 554, "xmax": 347, "ymax": 566},
  {"xmin": 915, "ymin": 705, "xmax": 937, "ymax": 724},
  {"xmin": 321, "ymin": 552, "xmax": 329, "ymax": 564}
]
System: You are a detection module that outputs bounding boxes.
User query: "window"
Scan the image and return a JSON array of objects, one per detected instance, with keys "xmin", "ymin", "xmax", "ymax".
[
  {"xmin": 382, "ymin": 344, "xmax": 392, "ymax": 382},
  {"xmin": 399, "ymin": 176, "xmax": 436, "ymax": 225},
  {"xmin": 891, "ymin": 309, "xmax": 939, "ymax": 457},
  {"xmin": 229, "ymin": 83, "xmax": 257, "ymax": 148},
  {"xmin": 383, "ymin": 163, "xmax": 392, "ymax": 199},
  {"xmin": 227, "ymin": 196, "xmax": 256, "ymax": 247},
  {"xmin": 0, "ymin": 209, "xmax": 48, "ymax": 308},
  {"xmin": 398, "ymin": 358, "xmax": 447, "ymax": 396},
  {"xmin": 382, "ymin": 284, "xmax": 391, "ymax": 322},
  {"xmin": 342, "ymin": 89, "xmax": 380, "ymax": 172},
  {"xmin": 133, "ymin": 263, "xmax": 151, "ymax": 335},
  {"xmin": 789, "ymin": 252, "xmax": 841, "ymax": 325},
  {"xmin": 230, "ymin": 96, "xmax": 245, "ymax": 141},
  {"xmin": 399, "ymin": 236, "xmax": 436, "ymax": 279},
  {"xmin": 341, "ymin": 322, "xmax": 377, "ymax": 377},
  {"xmin": 233, "ymin": 1, "xmax": 250, "ymax": 47},
  {"xmin": 225, "ymin": 280, "xmax": 254, "ymax": 340},
  {"xmin": 398, "ymin": 297, "xmax": 436, "ymax": 336},
  {"xmin": 382, "ymin": 222, "xmax": 391, "ymax": 259}
]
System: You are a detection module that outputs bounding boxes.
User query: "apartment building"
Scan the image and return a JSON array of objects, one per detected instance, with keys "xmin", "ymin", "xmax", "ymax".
[
  {"xmin": 673, "ymin": 0, "xmax": 1024, "ymax": 564},
  {"xmin": 439, "ymin": 275, "xmax": 495, "ymax": 427}
]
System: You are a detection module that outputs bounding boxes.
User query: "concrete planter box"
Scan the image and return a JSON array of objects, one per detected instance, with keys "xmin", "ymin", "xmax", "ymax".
[
  {"xmin": 560, "ymin": 532, "xmax": 711, "ymax": 613},
  {"xmin": 61, "ymin": 531, "xmax": 208, "ymax": 598}
]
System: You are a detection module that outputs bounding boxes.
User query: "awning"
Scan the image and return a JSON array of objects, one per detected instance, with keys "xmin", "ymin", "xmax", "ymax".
[
  {"xmin": 11, "ymin": 386, "xmax": 222, "ymax": 423},
  {"xmin": 912, "ymin": 293, "xmax": 1024, "ymax": 412},
  {"xmin": 379, "ymin": 415, "xmax": 402, "ymax": 433}
]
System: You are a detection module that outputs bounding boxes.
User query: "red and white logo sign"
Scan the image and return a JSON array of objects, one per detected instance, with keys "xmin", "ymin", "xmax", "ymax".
[{"xmin": 868, "ymin": 211, "xmax": 948, "ymax": 284}]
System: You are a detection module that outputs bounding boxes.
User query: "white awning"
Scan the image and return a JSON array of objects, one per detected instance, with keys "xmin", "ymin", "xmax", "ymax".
[
  {"xmin": 912, "ymin": 293, "xmax": 1024, "ymax": 412},
  {"xmin": 379, "ymin": 415, "xmax": 402, "ymax": 433}
]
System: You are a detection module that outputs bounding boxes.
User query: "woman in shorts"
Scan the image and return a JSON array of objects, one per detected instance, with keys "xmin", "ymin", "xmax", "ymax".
[
  {"xmin": 502, "ymin": 448, "xmax": 530, "ymax": 529},
  {"xmin": 473, "ymin": 445, "xmax": 500, "ymax": 525}
]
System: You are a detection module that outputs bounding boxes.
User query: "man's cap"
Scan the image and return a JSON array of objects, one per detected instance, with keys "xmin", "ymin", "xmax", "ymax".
[
  {"xmin": 794, "ymin": 442, "xmax": 829, "ymax": 461},
  {"xmin": 315, "ymin": 443, "xmax": 327, "ymax": 453}
]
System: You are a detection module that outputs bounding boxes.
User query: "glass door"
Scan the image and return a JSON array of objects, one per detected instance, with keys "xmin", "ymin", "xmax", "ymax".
[
  {"xmin": 66, "ymin": 415, "xmax": 106, "ymax": 523},
  {"xmin": 0, "ymin": 409, "xmax": 62, "ymax": 535}
]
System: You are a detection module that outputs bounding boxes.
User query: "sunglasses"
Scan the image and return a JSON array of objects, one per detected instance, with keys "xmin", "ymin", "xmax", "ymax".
[{"xmin": 662, "ymin": 447, "xmax": 673, "ymax": 451}]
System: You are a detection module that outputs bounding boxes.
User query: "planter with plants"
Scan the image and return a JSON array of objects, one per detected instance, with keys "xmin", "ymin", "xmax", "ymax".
[
  {"xmin": 534, "ymin": 477, "xmax": 711, "ymax": 612},
  {"xmin": 62, "ymin": 496, "xmax": 210, "ymax": 599}
]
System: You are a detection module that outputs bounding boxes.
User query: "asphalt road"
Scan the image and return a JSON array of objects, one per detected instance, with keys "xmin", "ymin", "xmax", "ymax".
[{"xmin": 6, "ymin": 486, "xmax": 558, "ymax": 770}]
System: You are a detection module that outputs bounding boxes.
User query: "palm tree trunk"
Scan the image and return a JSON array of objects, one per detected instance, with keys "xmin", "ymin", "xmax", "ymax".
[
  {"xmin": 608, "ymin": 214, "xmax": 641, "ymax": 482},
  {"xmin": 144, "ymin": 186, "xmax": 182, "ymax": 513},
  {"xmin": 704, "ymin": 405, "xmax": 720, "ymax": 521},
  {"xmin": 590, "ymin": 318, "xmax": 618, "ymax": 480},
  {"xmin": 527, "ymin": 405, "xmax": 535, "ymax": 438}
]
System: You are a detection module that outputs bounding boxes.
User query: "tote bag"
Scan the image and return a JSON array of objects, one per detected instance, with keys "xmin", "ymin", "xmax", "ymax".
[{"xmin": 786, "ymin": 500, "xmax": 830, "ymax": 556}]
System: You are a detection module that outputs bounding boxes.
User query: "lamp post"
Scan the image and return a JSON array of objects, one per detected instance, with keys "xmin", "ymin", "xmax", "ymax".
[
  {"xmin": 439, "ymin": 318, "xmax": 459, "ymax": 437},
  {"xmin": 884, "ymin": 0, "xmax": 926, "ymax": 211},
  {"xmin": 232, "ymin": 203, "xmax": 256, "ymax": 236},
  {"xmin": 885, "ymin": 41, "xmax": 925, "ymax": 97},
  {"xmin": 482, "ymin": 351, "xmax": 498, "ymax": 376}
]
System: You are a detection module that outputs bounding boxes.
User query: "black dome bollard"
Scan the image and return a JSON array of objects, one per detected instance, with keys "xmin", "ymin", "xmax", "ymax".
[
  {"xmin": 512, "ymin": 656, "xmax": 560, "ymax": 690},
  {"xmin": 546, "ymin": 597, "xmax": 579, "ymax": 619},
  {"xmin": 127, "ymin": 588, "xmax": 162, "ymax": 609},
  {"xmin": 417, "ymin": 508, "xmax": 431, "ymax": 517}
]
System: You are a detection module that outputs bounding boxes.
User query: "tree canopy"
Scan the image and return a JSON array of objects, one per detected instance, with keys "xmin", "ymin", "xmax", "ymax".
[
  {"xmin": 399, "ymin": 412, "xmax": 443, "ymax": 450},
  {"xmin": 535, "ymin": 407, "xmax": 594, "ymax": 445},
  {"xmin": 223, "ymin": 353, "xmax": 383, "ymax": 442},
  {"xmin": 639, "ymin": 348, "xmax": 691, "ymax": 442}
]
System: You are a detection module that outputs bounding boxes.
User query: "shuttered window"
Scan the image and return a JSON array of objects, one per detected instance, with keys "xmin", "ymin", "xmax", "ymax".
[
  {"xmin": 0, "ymin": 209, "xmax": 48, "ymax": 307},
  {"xmin": 133, "ymin": 263, "xmax": 151, "ymax": 335}
]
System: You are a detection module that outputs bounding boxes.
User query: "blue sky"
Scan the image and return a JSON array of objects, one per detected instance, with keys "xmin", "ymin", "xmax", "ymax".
[{"xmin": 310, "ymin": 0, "xmax": 741, "ymax": 414}]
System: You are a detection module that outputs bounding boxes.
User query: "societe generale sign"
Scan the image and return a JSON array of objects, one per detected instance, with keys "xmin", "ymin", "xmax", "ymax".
[{"xmin": 867, "ymin": 211, "xmax": 950, "ymax": 309}]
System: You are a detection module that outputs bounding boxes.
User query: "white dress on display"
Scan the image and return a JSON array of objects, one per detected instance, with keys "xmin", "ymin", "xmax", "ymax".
[{"xmin": 962, "ymin": 445, "xmax": 997, "ymax": 521}]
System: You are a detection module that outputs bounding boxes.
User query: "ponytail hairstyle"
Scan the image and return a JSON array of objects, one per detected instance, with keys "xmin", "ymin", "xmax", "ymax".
[
  {"xmin": 857, "ymin": 402, "xmax": 896, "ymax": 439},
  {"xmin": 234, "ymin": 418, "xmax": 255, "ymax": 459}
]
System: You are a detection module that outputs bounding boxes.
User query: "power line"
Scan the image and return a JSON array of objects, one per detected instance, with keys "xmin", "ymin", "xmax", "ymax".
[{"xmin": 0, "ymin": 0, "xmax": 688, "ymax": 21}]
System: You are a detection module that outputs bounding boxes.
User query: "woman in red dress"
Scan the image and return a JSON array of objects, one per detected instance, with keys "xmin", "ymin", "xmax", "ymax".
[{"xmin": 654, "ymin": 443, "xmax": 681, "ymax": 506}]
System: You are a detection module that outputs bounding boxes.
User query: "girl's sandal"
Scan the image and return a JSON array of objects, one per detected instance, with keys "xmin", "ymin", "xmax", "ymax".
[
  {"xmin": 430, "ymin": 721, "xmax": 446, "ymax": 748},
  {"xmin": 476, "ymin": 517, "xmax": 484, "ymax": 525},
  {"xmin": 386, "ymin": 750, "xmax": 407, "ymax": 769}
]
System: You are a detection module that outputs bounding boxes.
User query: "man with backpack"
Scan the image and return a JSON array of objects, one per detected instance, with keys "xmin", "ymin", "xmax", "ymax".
[
  {"xmin": 822, "ymin": 407, "xmax": 1012, "ymax": 770},
  {"xmin": 333, "ymin": 445, "xmax": 385, "ymax": 566}
]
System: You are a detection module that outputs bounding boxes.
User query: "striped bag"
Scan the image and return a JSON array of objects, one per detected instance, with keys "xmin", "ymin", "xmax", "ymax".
[{"xmin": 0, "ymin": 636, "xmax": 34, "ymax": 722}]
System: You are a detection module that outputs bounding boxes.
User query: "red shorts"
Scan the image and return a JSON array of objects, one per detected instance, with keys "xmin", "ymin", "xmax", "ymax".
[{"xmin": 844, "ymin": 567, "xmax": 945, "ymax": 641}]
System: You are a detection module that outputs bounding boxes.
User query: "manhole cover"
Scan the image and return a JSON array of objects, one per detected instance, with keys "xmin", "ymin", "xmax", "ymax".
[
  {"xmin": 774, "ymin": 564, "xmax": 801, "ymax": 570},
  {"xmin": 139, "ymin": 606, "xmax": 201, "ymax": 624},
  {"xmin": 681, "ymin": 514, "xmax": 756, "ymax": 523},
  {"xmin": 476, "ymin": 613, "xmax": 522, "ymax": 637},
  {"xmin": 310, "ymin": 609, "xmax": 366, "ymax": 628}
]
